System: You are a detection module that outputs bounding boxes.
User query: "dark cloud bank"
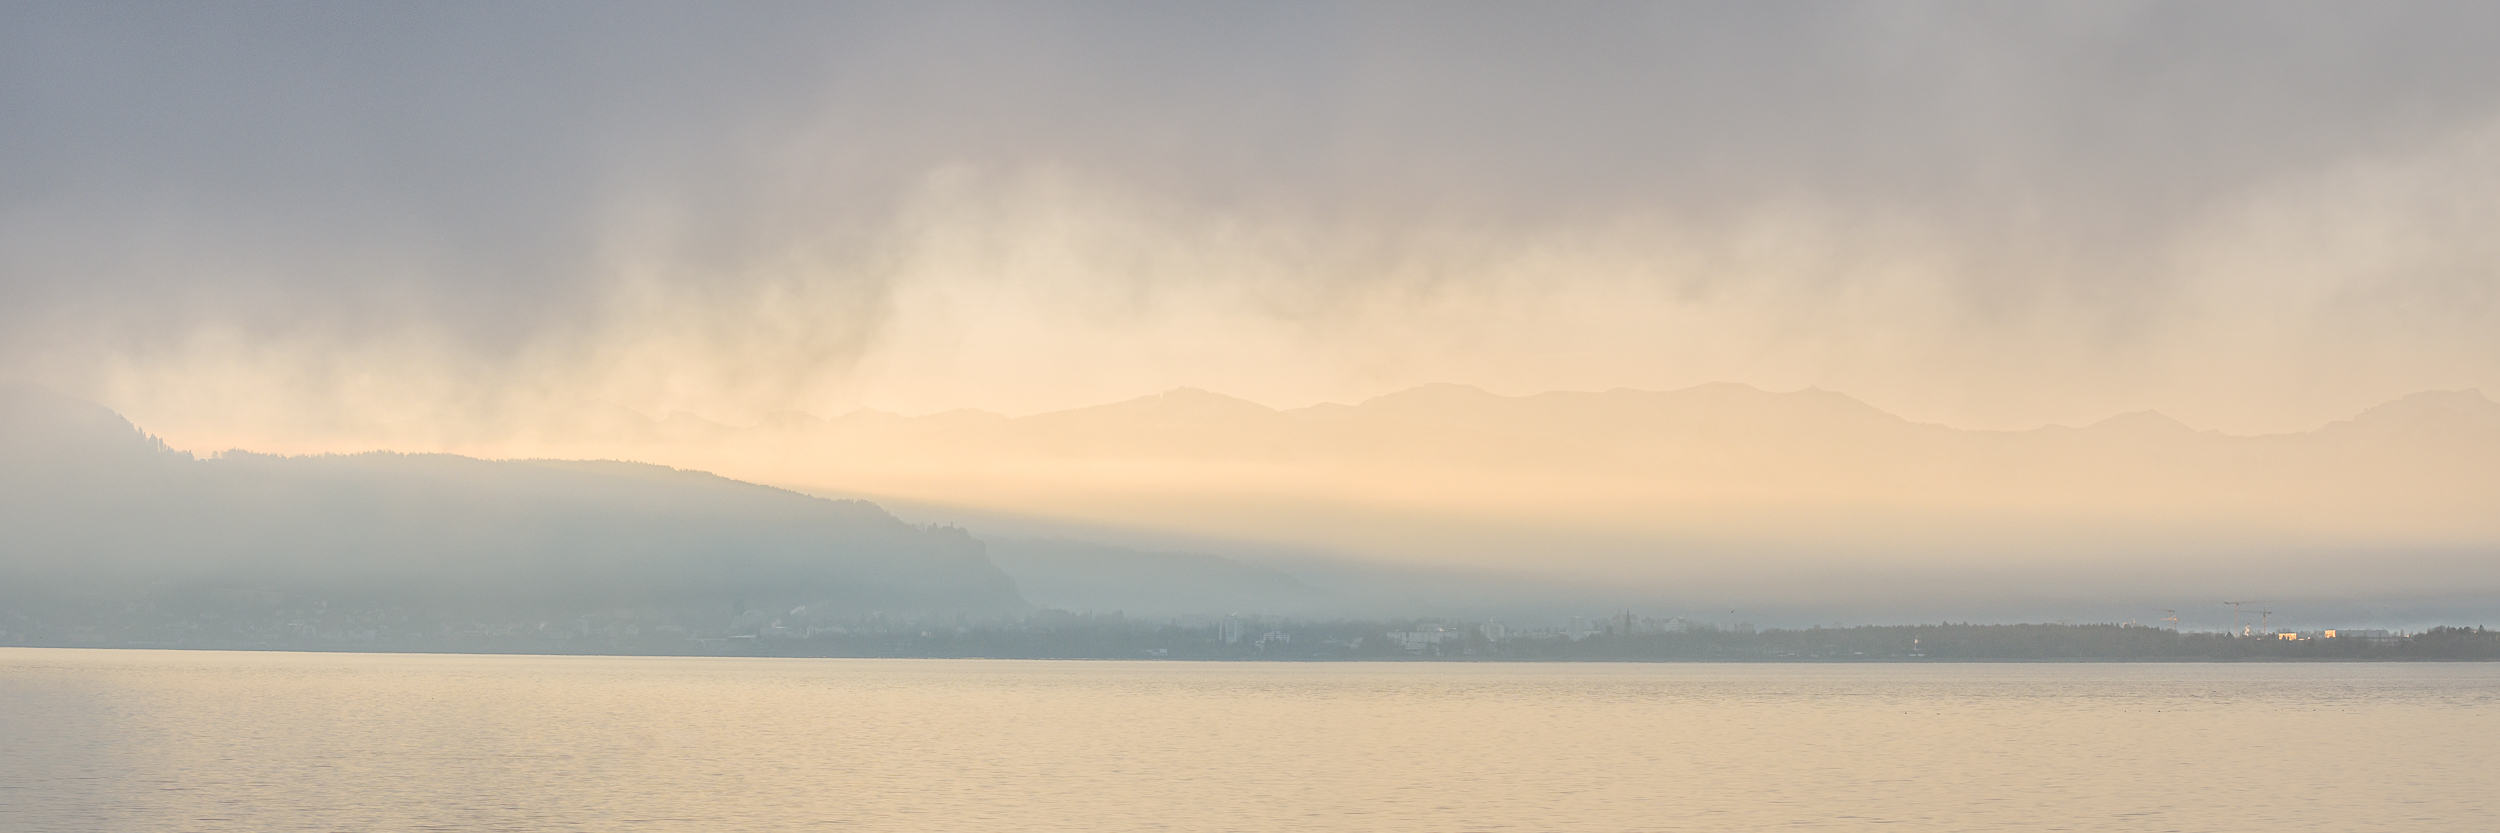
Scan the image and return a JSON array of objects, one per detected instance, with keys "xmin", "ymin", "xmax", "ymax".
[{"xmin": 5, "ymin": 2, "xmax": 2499, "ymax": 430}]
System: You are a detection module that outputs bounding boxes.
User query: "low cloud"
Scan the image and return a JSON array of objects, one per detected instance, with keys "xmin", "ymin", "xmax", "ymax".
[{"xmin": 1, "ymin": 2, "xmax": 2496, "ymax": 445}]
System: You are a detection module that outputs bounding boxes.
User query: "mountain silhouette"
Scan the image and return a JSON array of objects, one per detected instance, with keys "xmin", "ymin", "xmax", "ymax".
[
  {"xmin": 0, "ymin": 384, "xmax": 1028, "ymax": 617},
  {"xmin": 565, "ymin": 382, "xmax": 2500, "ymax": 575}
]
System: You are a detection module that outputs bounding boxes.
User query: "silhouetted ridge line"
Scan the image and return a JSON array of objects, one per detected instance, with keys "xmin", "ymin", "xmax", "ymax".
[{"xmin": 0, "ymin": 386, "xmax": 1030, "ymax": 622}]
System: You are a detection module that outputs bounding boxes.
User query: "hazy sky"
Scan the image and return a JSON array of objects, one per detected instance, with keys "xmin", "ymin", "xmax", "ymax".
[{"xmin": 6, "ymin": 2, "xmax": 2500, "ymax": 442}]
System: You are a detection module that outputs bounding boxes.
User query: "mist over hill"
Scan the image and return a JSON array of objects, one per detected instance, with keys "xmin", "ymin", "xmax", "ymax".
[
  {"xmin": 981, "ymin": 537, "xmax": 1339, "ymax": 618},
  {"xmin": 0, "ymin": 384, "xmax": 1027, "ymax": 620},
  {"xmin": 491, "ymin": 382, "xmax": 2500, "ymax": 534},
  {"xmin": 11, "ymin": 380, "xmax": 2499, "ymax": 628},
  {"xmin": 391, "ymin": 381, "xmax": 2500, "ymax": 624}
]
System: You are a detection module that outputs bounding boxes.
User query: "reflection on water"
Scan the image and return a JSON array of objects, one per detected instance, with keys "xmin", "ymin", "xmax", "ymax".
[{"xmin": 2, "ymin": 649, "xmax": 2495, "ymax": 832}]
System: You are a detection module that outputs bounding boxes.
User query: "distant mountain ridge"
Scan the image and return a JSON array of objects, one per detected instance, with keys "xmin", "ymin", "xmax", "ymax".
[
  {"xmin": 14, "ymin": 381, "xmax": 2497, "ymax": 623},
  {"xmin": 711, "ymin": 381, "xmax": 2494, "ymax": 490},
  {"xmin": 0, "ymin": 384, "xmax": 1028, "ymax": 617},
  {"xmin": 399, "ymin": 382, "xmax": 2500, "ymax": 558},
  {"xmin": 581, "ymin": 381, "xmax": 2499, "ymax": 458}
]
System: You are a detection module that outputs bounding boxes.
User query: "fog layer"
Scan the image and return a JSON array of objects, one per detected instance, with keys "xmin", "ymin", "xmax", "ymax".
[{"xmin": 342, "ymin": 383, "xmax": 2496, "ymax": 616}]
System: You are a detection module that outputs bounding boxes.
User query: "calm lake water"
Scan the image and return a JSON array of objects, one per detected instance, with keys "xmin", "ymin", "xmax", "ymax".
[{"xmin": 2, "ymin": 649, "xmax": 2494, "ymax": 832}]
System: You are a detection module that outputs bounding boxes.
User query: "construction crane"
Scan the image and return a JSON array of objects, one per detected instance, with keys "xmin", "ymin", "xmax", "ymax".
[
  {"xmin": 2160, "ymin": 610, "xmax": 2180, "ymax": 631},
  {"xmin": 2222, "ymin": 601, "xmax": 2279, "ymax": 637},
  {"xmin": 2257, "ymin": 610, "xmax": 2275, "ymax": 634}
]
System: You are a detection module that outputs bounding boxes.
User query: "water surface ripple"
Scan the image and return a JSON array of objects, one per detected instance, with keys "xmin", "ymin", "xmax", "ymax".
[{"xmin": 3, "ymin": 649, "xmax": 2494, "ymax": 832}]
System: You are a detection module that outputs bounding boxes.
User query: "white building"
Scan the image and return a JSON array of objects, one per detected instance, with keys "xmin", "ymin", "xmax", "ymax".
[{"xmin": 1390, "ymin": 627, "xmax": 1462, "ymax": 651}]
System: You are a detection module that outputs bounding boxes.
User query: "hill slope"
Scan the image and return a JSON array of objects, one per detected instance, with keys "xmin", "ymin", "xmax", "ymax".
[{"xmin": 0, "ymin": 384, "xmax": 1028, "ymax": 618}]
